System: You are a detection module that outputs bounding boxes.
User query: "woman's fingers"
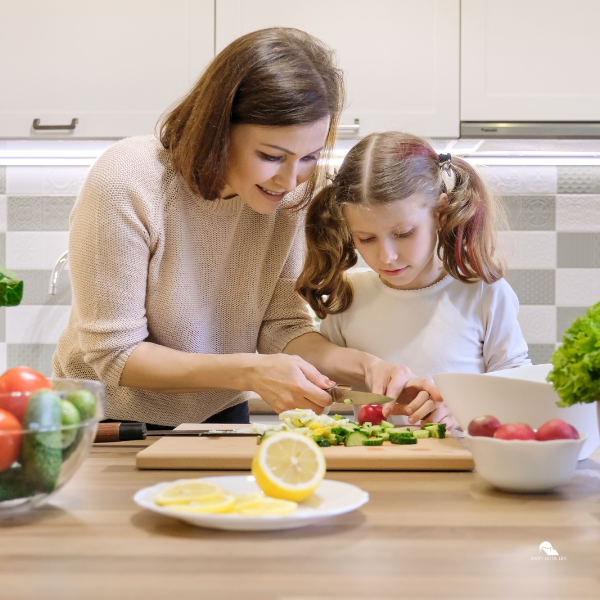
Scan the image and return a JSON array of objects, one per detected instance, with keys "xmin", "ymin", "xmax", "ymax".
[{"xmin": 382, "ymin": 399, "xmax": 396, "ymax": 419}]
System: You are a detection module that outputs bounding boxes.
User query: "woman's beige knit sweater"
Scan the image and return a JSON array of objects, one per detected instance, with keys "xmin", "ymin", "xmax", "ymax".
[{"xmin": 53, "ymin": 136, "xmax": 316, "ymax": 426}]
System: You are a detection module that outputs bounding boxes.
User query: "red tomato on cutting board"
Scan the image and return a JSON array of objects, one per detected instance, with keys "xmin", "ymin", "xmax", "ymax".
[
  {"xmin": 0, "ymin": 366, "xmax": 52, "ymax": 422},
  {"xmin": 0, "ymin": 409, "xmax": 23, "ymax": 471}
]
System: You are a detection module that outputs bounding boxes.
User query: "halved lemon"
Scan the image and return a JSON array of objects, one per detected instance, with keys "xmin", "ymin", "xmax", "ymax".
[
  {"xmin": 165, "ymin": 493, "xmax": 236, "ymax": 513},
  {"xmin": 251, "ymin": 432, "xmax": 326, "ymax": 502},
  {"xmin": 234, "ymin": 497, "xmax": 298, "ymax": 516},
  {"xmin": 155, "ymin": 479, "xmax": 224, "ymax": 506}
]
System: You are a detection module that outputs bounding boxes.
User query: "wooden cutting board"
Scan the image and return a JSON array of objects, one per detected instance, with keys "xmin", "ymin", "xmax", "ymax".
[{"xmin": 136, "ymin": 423, "xmax": 474, "ymax": 471}]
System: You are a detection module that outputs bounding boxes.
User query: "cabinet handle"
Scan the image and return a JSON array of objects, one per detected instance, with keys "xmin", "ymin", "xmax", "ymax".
[
  {"xmin": 338, "ymin": 118, "xmax": 360, "ymax": 134},
  {"xmin": 32, "ymin": 118, "xmax": 78, "ymax": 131}
]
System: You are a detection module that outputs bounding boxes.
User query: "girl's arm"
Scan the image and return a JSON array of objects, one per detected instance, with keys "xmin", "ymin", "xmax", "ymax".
[{"xmin": 482, "ymin": 279, "xmax": 531, "ymax": 371}]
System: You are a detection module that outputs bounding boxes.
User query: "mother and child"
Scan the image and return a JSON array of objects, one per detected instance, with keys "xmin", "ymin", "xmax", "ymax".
[{"xmin": 52, "ymin": 27, "xmax": 529, "ymax": 429}]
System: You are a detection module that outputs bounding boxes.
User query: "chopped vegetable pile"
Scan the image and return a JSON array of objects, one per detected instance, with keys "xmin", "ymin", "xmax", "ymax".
[
  {"xmin": 236, "ymin": 409, "xmax": 446, "ymax": 447},
  {"xmin": 547, "ymin": 300, "xmax": 600, "ymax": 406}
]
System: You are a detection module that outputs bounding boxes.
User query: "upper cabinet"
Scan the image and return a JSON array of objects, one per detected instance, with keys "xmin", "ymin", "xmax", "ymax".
[
  {"xmin": 216, "ymin": 0, "xmax": 460, "ymax": 138},
  {"xmin": 461, "ymin": 0, "xmax": 600, "ymax": 122},
  {"xmin": 0, "ymin": 1, "xmax": 215, "ymax": 138}
]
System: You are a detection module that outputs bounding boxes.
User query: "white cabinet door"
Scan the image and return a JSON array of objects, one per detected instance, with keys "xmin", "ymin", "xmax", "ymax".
[
  {"xmin": 461, "ymin": 0, "xmax": 600, "ymax": 122},
  {"xmin": 0, "ymin": 0, "xmax": 214, "ymax": 138},
  {"xmin": 216, "ymin": 0, "xmax": 459, "ymax": 138}
]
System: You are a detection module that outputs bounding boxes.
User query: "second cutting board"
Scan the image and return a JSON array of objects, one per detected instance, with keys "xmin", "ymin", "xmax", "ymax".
[{"xmin": 135, "ymin": 424, "xmax": 474, "ymax": 471}]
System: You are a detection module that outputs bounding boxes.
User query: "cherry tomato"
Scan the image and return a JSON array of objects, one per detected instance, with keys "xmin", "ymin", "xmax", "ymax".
[
  {"xmin": 0, "ymin": 408, "xmax": 23, "ymax": 471},
  {"xmin": 357, "ymin": 404, "xmax": 384, "ymax": 426},
  {"xmin": 0, "ymin": 367, "xmax": 52, "ymax": 422}
]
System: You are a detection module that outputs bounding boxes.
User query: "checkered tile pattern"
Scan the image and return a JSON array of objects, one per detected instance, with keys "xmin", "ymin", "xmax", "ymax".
[{"xmin": 1, "ymin": 162, "xmax": 599, "ymax": 375}]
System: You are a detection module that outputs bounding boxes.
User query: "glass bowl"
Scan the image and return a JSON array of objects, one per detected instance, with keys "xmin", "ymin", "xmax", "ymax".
[{"xmin": 0, "ymin": 378, "xmax": 105, "ymax": 517}]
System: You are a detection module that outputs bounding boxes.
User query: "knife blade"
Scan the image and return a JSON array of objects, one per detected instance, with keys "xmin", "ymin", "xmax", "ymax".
[{"xmin": 327, "ymin": 385, "xmax": 394, "ymax": 406}]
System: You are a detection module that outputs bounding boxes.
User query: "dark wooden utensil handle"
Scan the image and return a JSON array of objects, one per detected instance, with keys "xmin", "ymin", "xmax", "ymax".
[{"xmin": 94, "ymin": 422, "xmax": 147, "ymax": 443}]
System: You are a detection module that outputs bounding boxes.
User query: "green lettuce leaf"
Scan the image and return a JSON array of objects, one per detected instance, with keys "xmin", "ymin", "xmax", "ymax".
[
  {"xmin": 0, "ymin": 266, "xmax": 24, "ymax": 307},
  {"xmin": 547, "ymin": 300, "xmax": 600, "ymax": 406}
]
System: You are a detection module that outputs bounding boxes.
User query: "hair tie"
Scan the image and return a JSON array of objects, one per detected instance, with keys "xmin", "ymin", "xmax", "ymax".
[{"xmin": 438, "ymin": 153, "xmax": 456, "ymax": 193}]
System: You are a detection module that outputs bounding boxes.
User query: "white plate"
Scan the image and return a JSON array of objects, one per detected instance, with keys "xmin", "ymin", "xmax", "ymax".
[{"xmin": 133, "ymin": 476, "xmax": 369, "ymax": 531}]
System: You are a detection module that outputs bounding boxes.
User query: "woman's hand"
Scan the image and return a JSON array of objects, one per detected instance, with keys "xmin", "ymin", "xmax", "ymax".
[
  {"xmin": 423, "ymin": 401, "xmax": 460, "ymax": 430},
  {"xmin": 364, "ymin": 359, "xmax": 443, "ymax": 425},
  {"xmin": 246, "ymin": 354, "xmax": 334, "ymax": 414}
]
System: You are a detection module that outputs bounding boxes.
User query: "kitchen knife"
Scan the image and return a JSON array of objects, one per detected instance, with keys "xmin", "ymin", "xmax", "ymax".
[
  {"xmin": 94, "ymin": 422, "xmax": 260, "ymax": 443},
  {"xmin": 327, "ymin": 384, "xmax": 394, "ymax": 406}
]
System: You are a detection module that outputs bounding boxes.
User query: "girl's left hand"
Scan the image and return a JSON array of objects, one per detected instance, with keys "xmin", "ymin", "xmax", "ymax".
[{"xmin": 364, "ymin": 359, "xmax": 442, "ymax": 425}]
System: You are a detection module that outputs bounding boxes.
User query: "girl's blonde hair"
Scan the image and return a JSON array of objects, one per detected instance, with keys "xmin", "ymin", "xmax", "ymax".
[{"xmin": 297, "ymin": 131, "xmax": 506, "ymax": 319}]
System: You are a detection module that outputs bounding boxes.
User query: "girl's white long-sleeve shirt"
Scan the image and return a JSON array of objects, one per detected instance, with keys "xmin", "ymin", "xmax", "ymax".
[{"xmin": 319, "ymin": 271, "xmax": 531, "ymax": 382}]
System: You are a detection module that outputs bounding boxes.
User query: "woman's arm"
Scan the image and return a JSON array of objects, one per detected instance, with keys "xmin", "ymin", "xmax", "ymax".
[{"xmin": 119, "ymin": 341, "xmax": 333, "ymax": 413}]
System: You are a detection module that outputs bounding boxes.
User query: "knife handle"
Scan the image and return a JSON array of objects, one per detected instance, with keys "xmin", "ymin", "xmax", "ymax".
[{"xmin": 94, "ymin": 422, "xmax": 148, "ymax": 443}]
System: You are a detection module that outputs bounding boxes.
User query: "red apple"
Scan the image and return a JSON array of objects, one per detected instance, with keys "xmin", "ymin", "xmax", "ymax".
[
  {"xmin": 468, "ymin": 415, "xmax": 502, "ymax": 437},
  {"xmin": 493, "ymin": 423, "xmax": 536, "ymax": 441},
  {"xmin": 535, "ymin": 419, "xmax": 579, "ymax": 441},
  {"xmin": 357, "ymin": 404, "xmax": 384, "ymax": 426}
]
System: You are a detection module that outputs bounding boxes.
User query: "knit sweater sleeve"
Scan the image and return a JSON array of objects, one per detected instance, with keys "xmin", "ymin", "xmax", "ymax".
[
  {"xmin": 256, "ymin": 217, "xmax": 317, "ymax": 355},
  {"xmin": 67, "ymin": 141, "xmax": 158, "ymax": 386}
]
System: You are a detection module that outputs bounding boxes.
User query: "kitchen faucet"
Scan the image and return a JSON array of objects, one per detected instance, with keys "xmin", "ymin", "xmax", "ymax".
[{"xmin": 49, "ymin": 250, "xmax": 69, "ymax": 295}]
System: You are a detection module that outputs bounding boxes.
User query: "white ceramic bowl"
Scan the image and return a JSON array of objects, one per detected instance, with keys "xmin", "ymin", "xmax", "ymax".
[
  {"xmin": 433, "ymin": 364, "xmax": 599, "ymax": 460},
  {"xmin": 465, "ymin": 433, "xmax": 587, "ymax": 493}
]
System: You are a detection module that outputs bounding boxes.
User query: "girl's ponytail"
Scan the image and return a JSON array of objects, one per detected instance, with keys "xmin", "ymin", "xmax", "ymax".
[
  {"xmin": 436, "ymin": 157, "xmax": 506, "ymax": 284},
  {"xmin": 296, "ymin": 183, "xmax": 357, "ymax": 319}
]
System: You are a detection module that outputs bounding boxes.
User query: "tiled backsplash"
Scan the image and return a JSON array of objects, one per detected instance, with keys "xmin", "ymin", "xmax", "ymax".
[{"xmin": 1, "ymin": 161, "xmax": 599, "ymax": 376}]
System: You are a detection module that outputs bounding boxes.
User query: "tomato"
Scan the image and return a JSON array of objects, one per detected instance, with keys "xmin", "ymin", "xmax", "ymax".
[
  {"xmin": 357, "ymin": 404, "xmax": 384, "ymax": 426},
  {"xmin": 0, "ymin": 367, "xmax": 52, "ymax": 422},
  {"xmin": 0, "ymin": 409, "xmax": 23, "ymax": 471}
]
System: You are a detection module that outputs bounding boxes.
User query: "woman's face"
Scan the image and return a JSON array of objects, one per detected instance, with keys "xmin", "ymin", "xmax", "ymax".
[
  {"xmin": 222, "ymin": 118, "xmax": 330, "ymax": 214},
  {"xmin": 344, "ymin": 194, "xmax": 446, "ymax": 291}
]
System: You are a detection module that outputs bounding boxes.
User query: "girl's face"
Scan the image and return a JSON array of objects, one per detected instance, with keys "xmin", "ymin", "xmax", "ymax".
[
  {"xmin": 344, "ymin": 194, "xmax": 446, "ymax": 291},
  {"xmin": 221, "ymin": 118, "xmax": 330, "ymax": 214}
]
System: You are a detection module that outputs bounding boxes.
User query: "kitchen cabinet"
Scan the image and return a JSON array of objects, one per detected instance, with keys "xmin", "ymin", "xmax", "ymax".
[
  {"xmin": 0, "ymin": 1, "xmax": 214, "ymax": 138},
  {"xmin": 461, "ymin": 0, "xmax": 600, "ymax": 122},
  {"xmin": 216, "ymin": 0, "xmax": 460, "ymax": 138}
]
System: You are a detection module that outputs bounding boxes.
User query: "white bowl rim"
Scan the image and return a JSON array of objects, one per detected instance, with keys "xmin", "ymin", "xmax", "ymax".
[{"xmin": 465, "ymin": 432, "xmax": 588, "ymax": 445}]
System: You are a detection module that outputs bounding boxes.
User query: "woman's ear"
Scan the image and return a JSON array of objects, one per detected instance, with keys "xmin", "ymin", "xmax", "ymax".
[{"xmin": 434, "ymin": 193, "xmax": 449, "ymax": 229}]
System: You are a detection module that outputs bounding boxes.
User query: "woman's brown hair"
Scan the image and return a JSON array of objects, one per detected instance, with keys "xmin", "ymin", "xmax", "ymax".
[
  {"xmin": 297, "ymin": 131, "xmax": 506, "ymax": 319},
  {"xmin": 159, "ymin": 28, "xmax": 344, "ymax": 204}
]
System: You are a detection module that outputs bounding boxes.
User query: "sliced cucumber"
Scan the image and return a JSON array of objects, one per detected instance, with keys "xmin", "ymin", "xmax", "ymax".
[
  {"xmin": 327, "ymin": 434, "xmax": 339, "ymax": 445},
  {"xmin": 380, "ymin": 421, "xmax": 395, "ymax": 429},
  {"xmin": 316, "ymin": 439, "xmax": 331, "ymax": 447},
  {"xmin": 380, "ymin": 432, "xmax": 390, "ymax": 441},
  {"xmin": 363, "ymin": 438, "xmax": 384, "ymax": 446},
  {"xmin": 390, "ymin": 436, "xmax": 418, "ymax": 445},
  {"xmin": 333, "ymin": 414, "xmax": 345, "ymax": 421},
  {"xmin": 429, "ymin": 429, "xmax": 446, "ymax": 439},
  {"xmin": 344, "ymin": 431, "xmax": 369, "ymax": 447},
  {"xmin": 388, "ymin": 427, "xmax": 411, "ymax": 433},
  {"xmin": 312, "ymin": 434, "xmax": 324, "ymax": 442},
  {"xmin": 413, "ymin": 429, "xmax": 431, "ymax": 439},
  {"xmin": 389, "ymin": 432, "xmax": 415, "ymax": 444},
  {"xmin": 371, "ymin": 425, "xmax": 383, "ymax": 435},
  {"xmin": 423, "ymin": 423, "xmax": 446, "ymax": 432}
]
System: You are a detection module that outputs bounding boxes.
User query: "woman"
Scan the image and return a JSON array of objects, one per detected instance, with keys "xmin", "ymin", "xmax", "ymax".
[{"xmin": 53, "ymin": 28, "xmax": 440, "ymax": 426}]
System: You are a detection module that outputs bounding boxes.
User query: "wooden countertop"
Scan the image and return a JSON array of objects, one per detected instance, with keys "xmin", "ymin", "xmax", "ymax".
[{"xmin": 1, "ymin": 438, "xmax": 600, "ymax": 600}]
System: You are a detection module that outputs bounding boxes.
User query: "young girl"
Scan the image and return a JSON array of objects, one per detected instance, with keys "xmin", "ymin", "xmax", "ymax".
[{"xmin": 297, "ymin": 132, "xmax": 530, "ymax": 428}]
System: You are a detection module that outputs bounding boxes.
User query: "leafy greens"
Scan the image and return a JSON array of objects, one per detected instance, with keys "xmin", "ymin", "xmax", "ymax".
[
  {"xmin": 547, "ymin": 300, "xmax": 600, "ymax": 407},
  {"xmin": 0, "ymin": 266, "xmax": 23, "ymax": 307}
]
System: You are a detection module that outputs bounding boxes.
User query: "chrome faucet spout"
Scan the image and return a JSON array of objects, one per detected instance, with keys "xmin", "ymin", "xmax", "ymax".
[{"xmin": 49, "ymin": 251, "xmax": 69, "ymax": 295}]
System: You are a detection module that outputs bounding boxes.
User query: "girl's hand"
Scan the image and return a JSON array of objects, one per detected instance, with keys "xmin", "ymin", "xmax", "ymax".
[
  {"xmin": 364, "ymin": 359, "xmax": 442, "ymax": 424},
  {"xmin": 422, "ymin": 401, "xmax": 461, "ymax": 431},
  {"xmin": 247, "ymin": 354, "xmax": 334, "ymax": 414}
]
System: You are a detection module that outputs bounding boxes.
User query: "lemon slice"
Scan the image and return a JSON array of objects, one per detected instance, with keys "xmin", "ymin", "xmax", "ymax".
[
  {"xmin": 232, "ymin": 492, "xmax": 266, "ymax": 511},
  {"xmin": 234, "ymin": 497, "xmax": 298, "ymax": 516},
  {"xmin": 155, "ymin": 479, "xmax": 224, "ymax": 506},
  {"xmin": 165, "ymin": 493, "xmax": 235, "ymax": 513},
  {"xmin": 251, "ymin": 432, "xmax": 326, "ymax": 502}
]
